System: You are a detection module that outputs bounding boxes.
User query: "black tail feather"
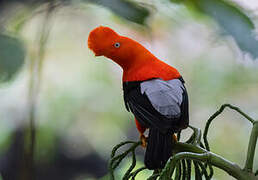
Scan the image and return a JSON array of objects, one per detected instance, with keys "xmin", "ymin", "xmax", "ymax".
[{"xmin": 144, "ymin": 128, "xmax": 173, "ymax": 170}]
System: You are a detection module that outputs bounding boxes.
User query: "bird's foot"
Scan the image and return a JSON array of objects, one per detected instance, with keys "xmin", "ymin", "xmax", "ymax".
[
  {"xmin": 172, "ymin": 134, "xmax": 178, "ymax": 143},
  {"xmin": 140, "ymin": 134, "xmax": 147, "ymax": 148}
]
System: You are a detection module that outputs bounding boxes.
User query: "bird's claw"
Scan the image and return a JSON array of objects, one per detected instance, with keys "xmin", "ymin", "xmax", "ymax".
[
  {"xmin": 172, "ymin": 134, "xmax": 178, "ymax": 143},
  {"xmin": 140, "ymin": 134, "xmax": 147, "ymax": 148}
]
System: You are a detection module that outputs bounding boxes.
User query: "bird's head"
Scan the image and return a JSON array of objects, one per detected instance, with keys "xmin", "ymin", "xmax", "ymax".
[
  {"xmin": 88, "ymin": 26, "xmax": 146, "ymax": 69},
  {"xmin": 88, "ymin": 26, "xmax": 120, "ymax": 56}
]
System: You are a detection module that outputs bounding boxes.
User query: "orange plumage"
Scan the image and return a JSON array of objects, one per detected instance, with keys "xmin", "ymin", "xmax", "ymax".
[{"xmin": 88, "ymin": 26, "xmax": 181, "ymax": 82}]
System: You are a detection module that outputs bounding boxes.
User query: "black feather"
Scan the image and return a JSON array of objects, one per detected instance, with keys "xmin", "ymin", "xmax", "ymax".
[
  {"xmin": 145, "ymin": 128, "xmax": 172, "ymax": 169},
  {"xmin": 123, "ymin": 77, "xmax": 189, "ymax": 169}
]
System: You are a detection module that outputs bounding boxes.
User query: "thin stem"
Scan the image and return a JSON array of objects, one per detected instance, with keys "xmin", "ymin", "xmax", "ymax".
[
  {"xmin": 109, "ymin": 141, "xmax": 141, "ymax": 180},
  {"xmin": 111, "ymin": 141, "xmax": 136, "ymax": 158},
  {"xmin": 174, "ymin": 142, "xmax": 206, "ymax": 154},
  {"xmin": 122, "ymin": 151, "xmax": 136, "ymax": 180},
  {"xmin": 185, "ymin": 132, "xmax": 195, "ymax": 144},
  {"xmin": 181, "ymin": 159, "xmax": 186, "ymax": 180},
  {"xmin": 147, "ymin": 174, "xmax": 160, "ymax": 180},
  {"xmin": 25, "ymin": 2, "xmax": 55, "ymax": 180},
  {"xmin": 175, "ymin": 162, "xmax": 181, "ymax": 180},
  {"xmin": 186, "ymin": 160, "xmax": 191, "ymax": 180},
  {"xmin": 193, "ymin": 161, "xmax": 201, "ymax": 180},
  {"xmin": 196, "ymin": 162, "xmax": 209, "ymax": 179},
  {"xmin": 189, "ymin": 125, "xmax": 202, "ymax": 145},
  {"xmin": 244, "ymin": 121, "xmax": 258, "ymax": 172},
  {"xmin": 148, "ymin": 169, "xmax": 160, "ymax": 180},
  {"xmin": 204, "ymin": 104, "xmax": 255, "ymax": 152},
  {"xmin": 172, "ymin": 142, "xmax": 257, "ymax": 180},
  {"xmin": 227, "ymin": 104, "xmax": 255, "ymax": 124},
  {"xmin": 207, "ymin": 164, "xmax": 214, "ymax": 179},
  {"xmin": 131, "ymin": 167, "xmax": 147, "ymax": 180},
  {"xmin": 160, "ymin": 151, "xmax": 252, "ymax": 180}
]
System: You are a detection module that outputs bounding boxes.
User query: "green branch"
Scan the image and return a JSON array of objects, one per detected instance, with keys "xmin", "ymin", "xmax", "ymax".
[
  {"xmin": 171, "ymin": 142, "xmax": 257, "ymax": 180},
  {"xmin": 204, "ymin": 104, "xmax": 255, "ymax": 152},
  {"xmin": 159, "ymin": 150, "xmax": 255, "ymax": 180},
  {"xmin": 189, "ymin": 125, "xmax": 202, "ymax": 145},
  {"xmin": 108, "ymin": 141, "xmax": 141, "ymax": 180},
  {"xmin": 129, "ymin": 167, "xmax": 147, "ymax": 180},
  {"xmin": 109, "ymin": 104, "xmax": 257, "ymax": 180},
  {"xmin": 24, "ymin": 2, "xmax": 55, "ymax": 180},
  {"xmin": 203, "ymin": 104, "xmax": 257, "ymax": 175},
  {"xmin": 244, "ymin": 121, "xmax": 258, "ymax": 172}
]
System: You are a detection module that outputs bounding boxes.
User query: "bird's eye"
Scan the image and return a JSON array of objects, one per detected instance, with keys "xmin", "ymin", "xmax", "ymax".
[{"xmin": 114, "ymin": 42, "xmax": 120, "ymax": 48}]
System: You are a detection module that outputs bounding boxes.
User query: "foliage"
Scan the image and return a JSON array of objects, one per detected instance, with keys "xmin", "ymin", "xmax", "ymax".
[
  {"xmin": 0, "ymin": 0, "xmax": 149, "ymax": 84},
  {"xmin": 0, "ymin": 0, "xmax": 150, "ymax": 25},
  {"xmin": 0, "ymin": 0, "xmax": 257, "ymax": 85},
  {"xmin": 85, "ymin": 0, "xmax": 150, "ymax": 25},
  {"xmin": 109, "ymin": 104, "xmax": 258, "ymax": 180},
  {"xmin": 0, "ymin": 34, "xmax": 25, "ymax": 83},
  {"xmin": 171, "ymin": 0, "xmax": 258, "ymax": 59}
]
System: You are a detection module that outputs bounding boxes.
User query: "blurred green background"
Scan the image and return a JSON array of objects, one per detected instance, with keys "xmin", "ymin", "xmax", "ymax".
[{"xmin": 0, "ymin": 0, "xmax": 258, "ymax": 179}]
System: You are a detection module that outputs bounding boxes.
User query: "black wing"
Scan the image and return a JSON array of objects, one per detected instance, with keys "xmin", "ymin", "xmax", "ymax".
[{"xmin": 123, "ymin": 77, "xmax": 189, "ymax": 134}]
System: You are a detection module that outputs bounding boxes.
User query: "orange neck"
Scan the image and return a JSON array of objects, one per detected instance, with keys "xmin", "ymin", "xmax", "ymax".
[
  {"xmin": 122, "ymin": 55, "xmax": 181, "ymax": 82},
  {"xmin": 102, "ymin": 36, "xmax": 181, "ymax": 82}
]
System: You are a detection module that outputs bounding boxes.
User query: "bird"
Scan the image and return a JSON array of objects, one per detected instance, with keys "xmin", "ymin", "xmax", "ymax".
[{"xmin": 88, "ymin": 26, "xmax": 189, "ymax": 170}]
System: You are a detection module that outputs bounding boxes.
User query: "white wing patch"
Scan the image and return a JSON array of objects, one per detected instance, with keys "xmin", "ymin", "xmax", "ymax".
[{"xmin": 140, "ymin": 79, "xmax": 184, "ymax": 118}]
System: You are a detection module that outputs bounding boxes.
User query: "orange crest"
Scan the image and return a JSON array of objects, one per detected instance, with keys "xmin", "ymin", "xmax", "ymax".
[{"xmin": 88, "ymin": 26, "xmax": 119, "ymax": 56}]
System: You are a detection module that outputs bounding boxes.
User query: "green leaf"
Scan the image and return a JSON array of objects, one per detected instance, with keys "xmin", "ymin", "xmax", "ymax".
[
  {"xmin": 86, "ymin": 0, "xmax": 150, "ymax": 24},
  {"xmin": 192, "ymin": 0, "xmax": 258, "ymax": 59},
  {"xmin": 170, "ymin": 0, "xmax": 258, "ymax": 59},
  {"xmin": 0, "ymin": 34, "xmax": 25, "ymax": 82}
]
